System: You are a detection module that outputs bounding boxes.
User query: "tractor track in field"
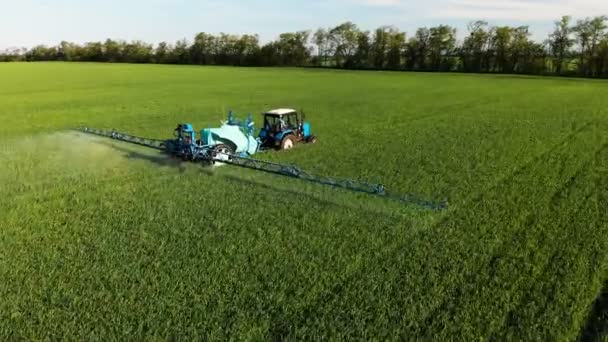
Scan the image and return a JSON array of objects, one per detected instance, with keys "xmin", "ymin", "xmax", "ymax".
[
  {"xmin": 266, "ymin": 212, "xmax": 419, "ymax": 338},
  {"xmin": 395, "ymin": 119, "xmax": 593, "ymax": 236},
  {"xmin": 458, "ymin": 120, "xmax": 594, "ymax": 209},
  {"xmin": 228, "ymin": 128, "xmax": 607, "ymax": 339},
  {"xmin": 422, "ymin": 141, "xmax": 608, "ymax": 339},
  {"xmin": 386, "ymin": 121, "xmax": 601, "ymax": 337},
  {"xmin": 581, "ymin": 283, "xmax": 608, "ymax": 341},
  {"xmin": 416, "ymin": 189, "xmax": 593, "ymax": 338},
  {"xmin": 505, "ymin": 190, "xmax": 601, "ymax": 340},
  {"xmin": 488, "ymin": 148, "xmax": 605, "ymax": 338},
  {"xmin": 579, "ymin": 143, "xmax": 608, "ymax": 341}
]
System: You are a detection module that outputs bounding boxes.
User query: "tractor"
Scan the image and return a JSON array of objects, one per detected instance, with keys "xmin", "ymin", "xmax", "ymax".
[{"xmin": 258, "ymin": 108, "xmax": 317, "ymax": 150}]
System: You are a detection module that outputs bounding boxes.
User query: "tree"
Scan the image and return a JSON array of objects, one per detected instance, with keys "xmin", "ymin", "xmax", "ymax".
[
  {"xmin": 587, "ymin": 16, "xmax": 608, "ymax": 76},
  {"xmin": 370, "ymin": 26, "xmax": 405, "ymax": 70},
  {"xmin": 461, "ymin": 21, "xmax": 491, "ymax": 72},
  {"xmin": 520, "ymin": 41, "xmax": 547, "ymax": 74},
  {"xmin": 597, "ymin": 36, "xmax": 608, "ymax": 77},
  {"xmin": 57, "ymin": 41, "xmax": 78, "ymax": 61},
  {"xmin": 83, "ymin": 42, "xmax": 104, "ymax": 62},
  {"xmin": 328, "ymin": 22, "xmax": 360, "ymax": 67},
  {"xmin": 313, "ymin": 28, "xmax": 331, "ymax": 66},
  {"xmin": 507, "ymin": 27, "xmax": 547, "ymax": 74},
  {"xmin": 387, "ymin": 29, "xmax": 406, "ymax": 70},
  {"xmin": 573, "ymin": 18, "xmax": 593, "ymax": 75},
  {"xmin": 25, "ymin": 45, "xmax": 57, "ymax": 61},
  {"xmin": 103, "ymin": 39, "xmax": 122, "ymax": 62},
  {"xmin": 572, "ymin": 17, "xmax": 608, "ymax": 76},
  {"xmin": 155, "ymin": 42, "xmax": 171, "ymax": 64},
  {"xmin": 171, "ymin": 39, "xmax": 191, "ymax": 64},
  {"xmin": 213, "ymin": 33, "xmax": 234, "ymax": 65},
  {"xmin": 122, "ymin": 41, "xmax": 153, "ymax": 63},
  {"xmin": 509, "ymin": 26, "xmax": 531, "ymax": 73},
  {"xmin": 275, "ymin": 31, "xmax": 310, "ymax": 66},
  {"xmin": 0, "ymin": 47, "xmax": 26, "ymax": 62},
  {"xmin": 406, "ymin": 27, "xmax": 431, "ymax": 70},
  {"xmin": 352, "ymin": 30, "xmax": 371, "ymax": 68},
  {"xmin": 548, "ymin": 16, "xmax": 574, "ymax": 74},
  {"xmin": 490, "ymin": 26, "xmax": 514, "ymax": 72},
  {"xmin": 9, "ymin": 17, "xmax": 608, "ymax": 78},
  {"xmin": 234, "ymin": 34, "xmax": 260, "ymax": 66},
  {"xmin": 428, "ymin": 25, "xmax": 456, "ymax": 71},
  {"xmin": 258, "ymin": 42, "xmax": 280, "ymax": 66},
  {"xmin": 372, "ymin": 27, "xmax": 391, "ymax": 69},
  {"xmin": 190, "ymin": 32, "xmax": 216, "ymax": 65}
]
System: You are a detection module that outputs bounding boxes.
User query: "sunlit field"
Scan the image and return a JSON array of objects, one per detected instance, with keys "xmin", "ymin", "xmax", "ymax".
[{"xmin": 1, "ymin": 62, "xmax": 607, "ymax": 339}]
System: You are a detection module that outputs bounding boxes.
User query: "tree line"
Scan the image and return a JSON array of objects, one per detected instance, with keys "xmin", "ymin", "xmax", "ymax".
[{"xmin": 3, "ymin": 16, "xmax": 608, "ymax": 78}]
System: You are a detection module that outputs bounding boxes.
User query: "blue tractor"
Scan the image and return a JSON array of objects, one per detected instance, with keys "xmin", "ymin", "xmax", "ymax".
[{"xmin": 258, "ymin": 108, "xmax": 317, "ymax": 150}]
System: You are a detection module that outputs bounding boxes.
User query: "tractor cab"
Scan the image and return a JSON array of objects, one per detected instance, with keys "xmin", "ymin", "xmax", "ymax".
[
  {"xmin": 259, "ymin": 108, "xmax": 316, "ymax": 150},
  {"xmin": 264, "ymin": 110, "xmax": 298, "ymax": 133}
]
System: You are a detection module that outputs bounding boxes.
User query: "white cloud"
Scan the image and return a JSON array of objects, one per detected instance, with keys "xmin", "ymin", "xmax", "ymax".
[
  {"xmin": 433, "ymin": 0, "xmax": 608, "ymax": 21},
  {"xmin": 343, "ymin": 0, "xmax": 608, "ymax": 22}
]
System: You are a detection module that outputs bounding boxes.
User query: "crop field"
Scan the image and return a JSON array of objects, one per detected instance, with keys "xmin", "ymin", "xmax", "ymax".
[{"xmin": 1, "ymin": 62, "xmax": 607, "ymax": 339}]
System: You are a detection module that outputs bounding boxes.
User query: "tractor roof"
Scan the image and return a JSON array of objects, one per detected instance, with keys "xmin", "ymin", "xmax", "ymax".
[{"xmin": 264, "ymin": 108, "xmax": 297, "ymax": 116}]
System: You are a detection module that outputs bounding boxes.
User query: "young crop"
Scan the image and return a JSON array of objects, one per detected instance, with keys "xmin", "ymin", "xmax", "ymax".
[{"xmin": 0, "ymin": 62, "xmax": 607, "ymax": 340}]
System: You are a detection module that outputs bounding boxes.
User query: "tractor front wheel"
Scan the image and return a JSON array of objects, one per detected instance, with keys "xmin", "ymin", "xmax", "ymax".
[{"xmin": 281, "ymin": 135, "xmax": 296, "ymax": 150}]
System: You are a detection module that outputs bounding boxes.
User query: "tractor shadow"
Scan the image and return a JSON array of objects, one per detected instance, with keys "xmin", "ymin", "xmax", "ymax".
[
  {"xmin": 97, "ymin": 141, "xmax": 193, "ymax": 173},
  {"xmin": 97, "ymin": 139, "xmax": 369, "ymax": 212},
  {"xmin": 94, "ymin": 139, "xmax": 433, "ymax": 218},
  {"xmin": 579, "ymin": 281, "xmax": 608, "ymax": 341},
  {"xmin": 219, "ymin": 174, "xmax": 418, "ymax": 222}
]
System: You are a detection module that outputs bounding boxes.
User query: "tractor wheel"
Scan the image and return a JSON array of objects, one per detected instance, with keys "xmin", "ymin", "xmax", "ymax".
[
  {"xmin": 281, "ymin": 135, "xmax": 296, "ymax": 150},
  {"xmin": 212, "ymin": 144, "xmax": 234, "ymax": 162}
]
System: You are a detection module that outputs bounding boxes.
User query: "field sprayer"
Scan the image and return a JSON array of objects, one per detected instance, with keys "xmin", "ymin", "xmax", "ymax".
[{"xmin": 76, "ymin": 109, "xmax": 446, "ymax": 210}]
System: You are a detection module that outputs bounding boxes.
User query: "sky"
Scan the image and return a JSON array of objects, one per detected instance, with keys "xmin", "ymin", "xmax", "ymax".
[{"xmin": 2, "ymin": 0, "xmax": 608, "ymax": 49}]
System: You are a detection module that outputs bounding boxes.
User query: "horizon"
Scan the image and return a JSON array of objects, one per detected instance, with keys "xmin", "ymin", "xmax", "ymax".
[{"xmin": 2, "ymin": 0, "xmax": 608, "ymax": 50}]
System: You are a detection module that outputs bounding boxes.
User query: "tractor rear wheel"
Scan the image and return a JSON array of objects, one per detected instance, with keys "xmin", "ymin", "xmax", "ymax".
[
  {"xmin": 281, "ymin": 135, "xmax": 296, "ymax": 150},
  {"xmin": 212, "ymin": 144, "xmax": 234, "ymax": 162}
]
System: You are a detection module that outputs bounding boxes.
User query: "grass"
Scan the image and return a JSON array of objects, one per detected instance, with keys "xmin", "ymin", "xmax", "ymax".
[{"xmin": 1, "ymin": 62, "xmax": 607, "ymax": 340}]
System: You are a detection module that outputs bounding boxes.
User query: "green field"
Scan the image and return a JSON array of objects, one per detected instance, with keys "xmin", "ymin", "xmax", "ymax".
[{"xmin": 1, "ymin": 62, "xmax": 607, "ymax": 339}]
